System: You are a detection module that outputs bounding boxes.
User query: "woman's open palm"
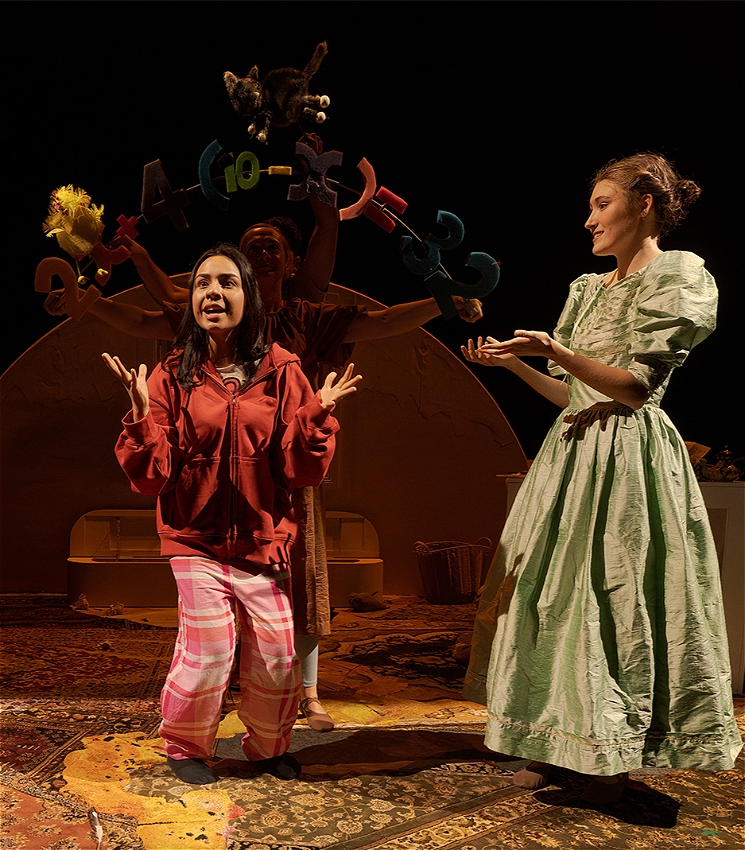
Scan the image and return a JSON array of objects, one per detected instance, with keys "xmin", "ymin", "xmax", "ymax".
[
  {"xmin": 102, "ymin": 353, "xmax": 150, "ymax": 421},
  {"xmin": 318, "ymin": 363, "xmax": 362, "ymax": 410}
]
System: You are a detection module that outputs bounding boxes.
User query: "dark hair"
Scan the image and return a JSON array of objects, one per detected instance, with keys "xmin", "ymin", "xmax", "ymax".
[
  {"xmin": 238, "ymin": 216, "xmax": 303, "ymax": 258},
  {"xmin": 592, "ymin": 153, "xmax": 702, "ymax": 236},
  {"xmin": 263, "ymin": 216, "xmax": 304, "ymax": 255},
  {"xmin": 167, "ymin": 243, "xmax": 268, "ymax": 391}
]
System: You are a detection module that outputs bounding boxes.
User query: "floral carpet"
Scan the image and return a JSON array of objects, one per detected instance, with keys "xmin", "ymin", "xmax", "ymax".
[{"xmin": 1, "ymin": 595, "xmax": 743, "ymax": 849}]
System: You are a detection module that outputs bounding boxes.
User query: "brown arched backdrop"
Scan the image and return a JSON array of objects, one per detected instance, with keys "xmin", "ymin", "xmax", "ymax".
[{"xmin": 0, "ymin": 284, "xmax": 527, "ymax": 598}]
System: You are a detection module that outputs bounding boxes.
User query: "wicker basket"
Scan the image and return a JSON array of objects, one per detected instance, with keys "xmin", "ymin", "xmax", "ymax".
[{"xmin": 414, "ymin": 538, "xmax": 492, "ymax": 604}]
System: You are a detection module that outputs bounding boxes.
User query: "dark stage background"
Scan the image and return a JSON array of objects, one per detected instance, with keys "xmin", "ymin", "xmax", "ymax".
[{"xmin": 4, "ymin": 1, "xmax": 742, "ymax": 462}]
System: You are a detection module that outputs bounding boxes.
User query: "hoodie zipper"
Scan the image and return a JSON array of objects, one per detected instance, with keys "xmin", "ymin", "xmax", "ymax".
[{"xmin": 205, "ymin": 362, "xmax": 279, "ymax": 559}]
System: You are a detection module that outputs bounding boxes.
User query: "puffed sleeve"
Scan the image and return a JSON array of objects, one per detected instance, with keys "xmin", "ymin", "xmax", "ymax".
[
  {"xmin": 627, "ymin": 251, "xmax": 717, "ymax": 394},
  {"xmin": 548, "ymin": 273, "xmax": 592, "ymax": 378}
]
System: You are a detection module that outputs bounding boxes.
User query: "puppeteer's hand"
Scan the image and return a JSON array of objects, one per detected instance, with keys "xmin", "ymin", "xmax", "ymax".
[
  {"xmin": 300, "ymin": 132, "xmax": 339, "ymax": 217},
  {"xmin": 461, "ymin": 336, "xmax": 519, "ymax": 369},
  {"xmin": 299, "ymin": 131, "xmax": 323, "ymax": 156},
  {"xmin": 454, "ymin": 296, "xmax": 483, "ymax": 323},
  {"xmin": 318, "ymin": 362, "xmax": 362, "ymax": 410},
  {"xmin": 112, "ymin": 234, "xmax": 149, "ymax": 262},
  {"xmin": 44, "ymin": 289, "xmax": 68, "ymax": 316},
  {"xmin": 102, "ymin": 353, "xmax": 150, "ymax": 421}
]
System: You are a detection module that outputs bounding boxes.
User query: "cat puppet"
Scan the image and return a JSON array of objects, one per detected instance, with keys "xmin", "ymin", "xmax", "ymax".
[{"xmin": 224, "ymin": 42, "xmax": 330, "ymax": 143}]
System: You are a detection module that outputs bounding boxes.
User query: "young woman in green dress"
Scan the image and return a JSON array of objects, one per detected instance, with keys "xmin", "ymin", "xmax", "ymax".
[{"xmin": 462, "ymin": 153, "xmax": 741, "ymax": 804}]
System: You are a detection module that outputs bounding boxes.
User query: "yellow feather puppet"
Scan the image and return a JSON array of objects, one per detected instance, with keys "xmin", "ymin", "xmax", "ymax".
[{"xmin": 44, "ymin": 185, "xmax": 104, "ymax": 259}]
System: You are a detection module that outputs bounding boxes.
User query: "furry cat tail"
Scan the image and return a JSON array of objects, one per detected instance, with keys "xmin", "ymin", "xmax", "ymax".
[{"xmin": 302, "ymin": 41, "xmax": 328, "ymax": 80}]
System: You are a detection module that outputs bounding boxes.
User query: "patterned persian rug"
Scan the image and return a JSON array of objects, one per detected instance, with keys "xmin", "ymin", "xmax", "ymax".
[{"xmin": 1, "ymin": 595, "xmax": 743, "ymax": 849}]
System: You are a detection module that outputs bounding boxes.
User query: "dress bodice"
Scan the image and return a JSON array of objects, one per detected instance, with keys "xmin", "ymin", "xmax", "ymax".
[{"xmin": 548, "ymin": 251, "xmax": 717, "ymax": 411}]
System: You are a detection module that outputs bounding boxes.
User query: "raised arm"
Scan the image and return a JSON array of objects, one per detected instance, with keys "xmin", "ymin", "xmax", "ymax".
[
  {"xmin": 274, "ymin": 363, "xmax": 354, "ymax": 490},
  {"xmin": 45, "ymin": 289, "xmax": 174, "ymax": 340},
  {"xmin": 101, "ymin": 354, "xmax": 150, "ymax": 420},
  {"xmin": 284, "ymin": 133, "xmax": 339, "ymax": 302},
  {"xmin": 103, "ymin": 355, "xmax": 183, "ymax": 496},
  {"xmin": 343, "ymin": 296, "xmax": 481, "ymax": 343},
  {"xmin": 117, "ymin": 236, "xmax": 189, "ymax": 306},
  {"xmin": 287, "ymin": 194, "xmax": 339, "ymax": 302}
]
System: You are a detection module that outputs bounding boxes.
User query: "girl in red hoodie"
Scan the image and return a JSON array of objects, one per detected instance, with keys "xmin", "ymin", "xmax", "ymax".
[{"xmin": 103, "ymin": 243, "xmax": 360, "ymax": 784}]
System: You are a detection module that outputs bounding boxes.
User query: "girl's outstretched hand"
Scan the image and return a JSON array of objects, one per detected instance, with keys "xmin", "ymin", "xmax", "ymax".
[
  {"xmin": 461, "ymin": 336, "xmax": 519, "ymax": 368},
  {"xmin": 318, "ymin": 363, "xmax": 362, "ymax": 410},
  {"xmin": 102, "ymin": 353, "xmax": 150, "ymax": 421}
]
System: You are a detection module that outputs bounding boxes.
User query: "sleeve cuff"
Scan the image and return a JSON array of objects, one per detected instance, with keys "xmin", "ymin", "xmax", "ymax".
[
  {"xmin": 627, "ymin": 358, "xmax": 673, "ymax": 394},
  {"xmin": 121, "ymin": 410, "xmax": 159, "ymax": 444},
  {"xmin": 300, "ymin": 395, "xmax": 340, "ymax": 434}
]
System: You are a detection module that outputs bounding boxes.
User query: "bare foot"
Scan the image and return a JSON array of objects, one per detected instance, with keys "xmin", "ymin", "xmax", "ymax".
[{"xmin": 512, "ymin": 761, "xmax": 552, "ymax": 789}]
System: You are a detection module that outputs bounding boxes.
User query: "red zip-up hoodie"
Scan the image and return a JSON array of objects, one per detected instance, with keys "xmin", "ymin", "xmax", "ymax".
[{"xmin": 114, "ymin": 344, "xmax": 339, "ymax": 566}]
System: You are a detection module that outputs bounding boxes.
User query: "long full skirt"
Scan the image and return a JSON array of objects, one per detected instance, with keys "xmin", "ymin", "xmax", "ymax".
[{"xmin": 463, "ymin": 406, "xmax": 742, "ymax": 775}]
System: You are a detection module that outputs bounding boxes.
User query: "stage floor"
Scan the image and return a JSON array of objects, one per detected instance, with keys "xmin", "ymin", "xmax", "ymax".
[{"xmin": 1, "ymin": 594, "xmax": 743, "ymax": 850}]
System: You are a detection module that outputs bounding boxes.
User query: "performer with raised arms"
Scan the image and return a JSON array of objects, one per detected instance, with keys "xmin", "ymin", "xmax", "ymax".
[
  {"xmin": 49, "ymin": 204, "xmax": 481, "ymax": 733},
  {"xmin": 103, "ymin": 243, "xmax": 361, "ymax": 784}
]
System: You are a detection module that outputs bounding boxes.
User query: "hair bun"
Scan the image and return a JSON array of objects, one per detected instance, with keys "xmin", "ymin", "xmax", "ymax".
[
  {"xmin": 592, "ymin": 154, "xmax": 702, "ymax": 236},
  {"xmin": 675, "ymin": 179, "xmax": 702, "ymax": 213}
]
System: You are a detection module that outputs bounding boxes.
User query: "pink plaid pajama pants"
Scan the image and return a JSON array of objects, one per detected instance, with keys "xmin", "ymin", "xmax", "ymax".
[{"xmin": 160, "ymin": 556, "xmax": 301, "ymax": 762}]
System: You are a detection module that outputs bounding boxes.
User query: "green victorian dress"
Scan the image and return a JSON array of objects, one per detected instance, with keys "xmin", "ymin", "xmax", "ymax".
[{"xmin": 463, "ymin": 251, "xmax": 742, "ymax": 775}]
